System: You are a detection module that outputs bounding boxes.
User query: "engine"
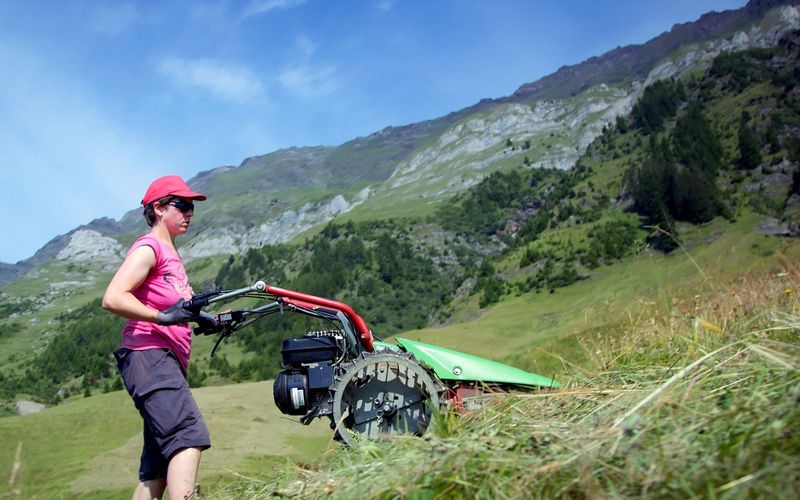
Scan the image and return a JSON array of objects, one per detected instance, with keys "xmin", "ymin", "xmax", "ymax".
[{"xmin": 273, "ymin": 331, "xmax": 342, "ymax": 419}]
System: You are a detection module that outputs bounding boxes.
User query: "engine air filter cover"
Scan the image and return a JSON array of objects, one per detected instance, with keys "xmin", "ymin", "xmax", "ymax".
[{"xmin": 273, "ymin": 370, "xmax": 309, "ymax": 415}]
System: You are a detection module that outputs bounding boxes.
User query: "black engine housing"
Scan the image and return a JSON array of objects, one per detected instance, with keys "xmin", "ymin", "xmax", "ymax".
[
  {"xmin": 280, "ymin": 336, "xmax": 338, "ymax": 366},
  {"xmin": 273, "ymin": 335, "xmax": 339, "ymax": 417}
]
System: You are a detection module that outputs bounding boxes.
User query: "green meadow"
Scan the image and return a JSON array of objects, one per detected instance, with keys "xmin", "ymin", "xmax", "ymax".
[{"xmin": 1, "ymin": 212, "xmax": 796, "ymax": 498}]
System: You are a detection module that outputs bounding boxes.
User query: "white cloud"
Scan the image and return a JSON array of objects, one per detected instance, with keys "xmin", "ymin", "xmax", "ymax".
[
  {"xmin": 275, "ymin": 35, "xmax": 341, "ymax": 99},
  {"xmin": 278, "ymin": 64, "xmax": 341, "ymax": 98},
  {"xmin": 158, "ymin": 57, "xmax": 265, "ymax": 103},
  {"xmin": 241, "ymin": 0, "xmax": 306, "ymax": 19}
]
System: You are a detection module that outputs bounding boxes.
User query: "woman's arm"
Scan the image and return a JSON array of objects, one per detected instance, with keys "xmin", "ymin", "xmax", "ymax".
[{"xmin": 102, "ymin": 245, "xmax": 159, "ymax": 322}]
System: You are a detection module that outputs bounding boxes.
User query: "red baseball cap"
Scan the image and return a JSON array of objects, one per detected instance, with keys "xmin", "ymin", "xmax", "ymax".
[{"xmin": 141, "ymin": 175, "xmax": 207, "ymax": 206}]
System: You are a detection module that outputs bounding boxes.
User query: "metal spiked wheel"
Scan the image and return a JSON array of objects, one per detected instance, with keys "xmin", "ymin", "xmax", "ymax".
[{"xmin": 332, "ymin": 353, "xmax": 442, "ymax": 446}]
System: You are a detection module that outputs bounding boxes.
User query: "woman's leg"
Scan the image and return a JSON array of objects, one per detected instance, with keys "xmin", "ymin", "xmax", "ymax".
[
  {"xmin": 132, "ymin": 478, "xmax": 166, "ymax": 500},
  {"xmin": 166, "ymin": 447, "xmax": 203, "ymax": 499}
]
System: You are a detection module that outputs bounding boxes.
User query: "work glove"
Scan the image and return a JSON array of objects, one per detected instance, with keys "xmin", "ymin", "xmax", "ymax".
[
  {"xmin": 156, "ymin": 299, "xmax": 195, "ymax": 326},
  {"xmin": 194, "ymin": 311, "xmax": 220, "ymax": 333}
]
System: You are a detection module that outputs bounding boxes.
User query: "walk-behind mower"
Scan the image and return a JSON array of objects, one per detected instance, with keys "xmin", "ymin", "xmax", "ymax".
[{"xmin": 188, "ymin": 281, "xmax": 559, "ymax": 445}]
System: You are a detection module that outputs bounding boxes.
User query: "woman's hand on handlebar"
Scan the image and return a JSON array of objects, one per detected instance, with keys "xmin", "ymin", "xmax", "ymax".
[
  {"xmin": 156, "ymin": 298, "xmax": 220, "ymax": 332},
  {"xmin": 156, "ymin": 299, "xmax": 195, "ymax": 325}
]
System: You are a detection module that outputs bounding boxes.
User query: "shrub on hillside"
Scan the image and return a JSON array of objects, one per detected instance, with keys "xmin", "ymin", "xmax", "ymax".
[
  {"xmin": 436, "ymin": 168, "xmax": 568, "ymax": 242},
  {"xmin": 586, "ymin": 219, "xmax": 640, "ymax": 264}
]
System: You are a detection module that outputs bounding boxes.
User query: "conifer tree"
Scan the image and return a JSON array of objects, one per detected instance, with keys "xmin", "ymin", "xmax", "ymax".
[
  {"xmin": 631, "ymin": 79, "xmax": 684, "ymax": 134},
  {"xmin": 737, "ymin": 111, "xmax": 762, "ymax": 169},
  {"xmin": 672, "ymin": 102, "xmax": 722, "ymax": 179}
]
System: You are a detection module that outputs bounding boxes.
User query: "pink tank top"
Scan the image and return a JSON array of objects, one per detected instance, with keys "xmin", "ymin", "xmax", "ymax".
[{"xmin": 120, "ymin": 235, "xmax": 194, "ymax": 373}]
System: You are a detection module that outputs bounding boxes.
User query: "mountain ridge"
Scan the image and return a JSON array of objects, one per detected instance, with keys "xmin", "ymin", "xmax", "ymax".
[{"xmin": 507, "ymin": 0, "xmax": 793, "ymax": 101}]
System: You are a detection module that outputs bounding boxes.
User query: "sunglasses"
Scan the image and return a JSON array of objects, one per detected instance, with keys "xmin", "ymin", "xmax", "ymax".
[{"xmin": 169, "ymin": 199, "xmax": 195, "ymax": 213}]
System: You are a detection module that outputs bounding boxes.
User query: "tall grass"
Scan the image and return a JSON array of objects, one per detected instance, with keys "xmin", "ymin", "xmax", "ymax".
[{"xmin": 210, "ymin": 263, "xmax": 799, "ymax": 498}]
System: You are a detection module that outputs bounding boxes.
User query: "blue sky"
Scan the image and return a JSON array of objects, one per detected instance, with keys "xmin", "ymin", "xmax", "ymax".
[{"xmin": 0, "ymin": 0, "xmax": 747, "ymax": 264}]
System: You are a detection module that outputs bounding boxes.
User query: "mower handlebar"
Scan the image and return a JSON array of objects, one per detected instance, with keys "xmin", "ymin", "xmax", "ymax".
[{"xmin": 187, "ymin": 281, "xmax": 374, "ymax": 351}]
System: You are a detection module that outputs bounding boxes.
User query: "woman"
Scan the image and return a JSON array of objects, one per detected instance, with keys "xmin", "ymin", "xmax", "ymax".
[{"xmin": 102, "ymin": 175, "xmax": 215, "ymax": 500}]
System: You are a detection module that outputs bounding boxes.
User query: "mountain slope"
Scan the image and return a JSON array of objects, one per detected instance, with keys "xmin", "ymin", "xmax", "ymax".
[{"xmin": 2, "ymin": 0, "xmax": 797, "ymax": 282}]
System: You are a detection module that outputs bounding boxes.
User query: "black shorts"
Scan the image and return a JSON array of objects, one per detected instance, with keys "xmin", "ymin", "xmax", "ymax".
[{"xmin": 114, "ymin": 348, "xmax": 211, "ymax": 481}]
